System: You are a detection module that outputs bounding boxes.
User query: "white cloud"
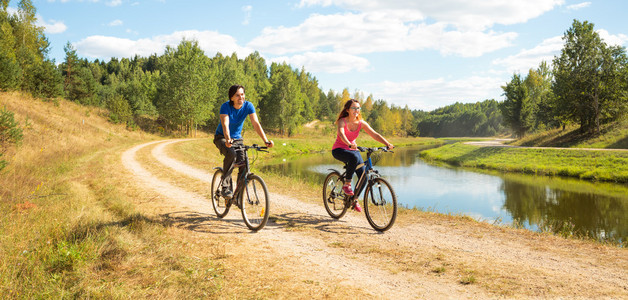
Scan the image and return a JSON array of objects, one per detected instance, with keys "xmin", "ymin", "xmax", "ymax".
[
  {"xmin": 242, "ymin": 5, "xmax": 252, "ymax": 25},
  {"xmin": 107, "ymin": 0, "xmax": 122, "ymax": 6},
  {"xmin": 566, "ymin": 2, "xmax": 591, "ymax": 10},
  {"xmin": 36, "ymin": 15, "xmax": 68, "ymax": 34},
  {"xmin": 249, "ymin": 12, "xmax": 517, "ymax": 57},
  {"xmin": 407, "ymin": 23, "xmax": 518, "ymax": 57},
  {"xmin": 299, "ymin": 0, "xmax": 564, "ymax": 30},
  {"xmin": 492, "ymin": 29, "xmax": 628, "ymax": 75},
  {"xmin": 74, "ymin": 30, "xmax": 253, "ymax": 60},
  {"xmin": 597, "ymin": 29, "xmax": 628, "ymax": 47},
  {"xmin": 492, "ymin": 36, "xmax": 564, "ymax": 74},
  {"xmin": 249, "ymin": 13, "xmax": 408, "ymax": 55},
  {"xmin": 108, "ymin": 19, "xmax": 123, "ymax": 26},
  {"xmin": 373, "ymin": 76, "xmax": 505, "ymax": 111},
  {"xmin": 270, "ymin": 52, "xmax": 370, "ymax": 73}
]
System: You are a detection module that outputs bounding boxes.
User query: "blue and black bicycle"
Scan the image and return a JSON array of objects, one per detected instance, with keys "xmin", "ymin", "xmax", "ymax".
[{"xmin": 322, "ymin": 146, "xmax": 397, "ymax": 232}]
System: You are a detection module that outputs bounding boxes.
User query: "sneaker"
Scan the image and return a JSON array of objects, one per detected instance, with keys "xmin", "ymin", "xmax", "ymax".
[
  {"xmin": 221, "ymin": 188, "xmax": 233, "ymax": 199},
  {"xmin": 342, "ymin": 184, "xmax": 354, "ymax": 196},
  {"xmin": 352, "ymin": 201, "xmax": 362, "ymax": 212}
]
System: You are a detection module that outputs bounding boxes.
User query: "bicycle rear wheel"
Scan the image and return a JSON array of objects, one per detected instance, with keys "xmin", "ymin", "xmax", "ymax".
[
  {"xmin": 210, "ymin": 168, "xmax": 231, "ymax": 218},
  {"xmin": 323, "ymin": 171, "xmax": 348, "ymax": 219},
  {"xmin": 364, "ymin": 177, "xmax": 397, "ymax": 232},
  {"xmin": 241, "ymin": 174, "xmax": 270, "ymax": 231}
]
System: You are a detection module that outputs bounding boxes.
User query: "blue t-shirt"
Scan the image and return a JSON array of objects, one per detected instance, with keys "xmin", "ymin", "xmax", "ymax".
[{"xmin": 215, "ymin": 101, "xmax": 255, "ymax": 139}]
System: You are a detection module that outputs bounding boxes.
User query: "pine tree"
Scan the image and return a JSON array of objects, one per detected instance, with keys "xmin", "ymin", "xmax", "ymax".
[
  {"xmin": 0, "ymin": 4, "xmax": 20, "ymax": 90},
  {"xmin": 500, "ymin": 74, "xmax": 533, "ymax": 138}
]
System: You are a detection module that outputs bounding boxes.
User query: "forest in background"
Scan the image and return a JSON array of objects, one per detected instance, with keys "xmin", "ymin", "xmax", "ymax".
[
  {"xmin": 0, "ymin": 0, "xmax": 505, "ymax": 140},
  {"xmin": 1, "ymin": 1, "xmax": 626, "ymax": 143}
]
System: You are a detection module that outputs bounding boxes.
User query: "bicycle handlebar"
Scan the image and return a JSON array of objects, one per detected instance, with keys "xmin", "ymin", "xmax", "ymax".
[
  {"xmin": 231, "ymin": 143, "xmax": 269, "ymax": 153},
  {"xmin": 358, "ymin": 146, "xmax": 393, "ymax": 152},
  {"xmin": 356, "ymin": 146, "xmax": 393, "ymax": 153}
]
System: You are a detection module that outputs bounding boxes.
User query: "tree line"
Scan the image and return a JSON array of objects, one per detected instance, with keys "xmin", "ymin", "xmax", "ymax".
[
  {"xmin": 2, "ymin": 1, "xmax": 625, "ymax": 140},
  {"xmin": 0, "ymin": 0, "xmax": 421, "ymax": 137},
  {"xmin": 413, "ymin": 100, "xmax": 506, "ymax": 137},
  {"xmin": 500, "ymin": 20, "xmax": 628, "ymax": 137}
]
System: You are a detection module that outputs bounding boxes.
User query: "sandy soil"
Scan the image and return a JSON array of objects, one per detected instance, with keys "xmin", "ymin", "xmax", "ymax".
[{"xmin": 121, "ymin": 139, "xmax": 628, "ymax": 299}]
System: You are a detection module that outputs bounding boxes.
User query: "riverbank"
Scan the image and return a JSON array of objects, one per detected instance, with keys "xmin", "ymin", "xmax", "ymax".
[{"xmin": 420, "ymin": 142, "xmax": 628, "ymax": 183}]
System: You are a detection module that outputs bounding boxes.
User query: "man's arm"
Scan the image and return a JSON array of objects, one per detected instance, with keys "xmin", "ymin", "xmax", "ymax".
[
  {"xmin": 249, "ymin": 113, "xmax": 274, "ymax": 148},
  {"xmin": 220, "ymin": 113, "xmax": 233, "ymax": 147}
]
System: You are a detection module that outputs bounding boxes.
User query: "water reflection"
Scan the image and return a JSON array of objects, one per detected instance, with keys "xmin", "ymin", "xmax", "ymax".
[
  {"xmin": 261, "ymin": 145, "xmax": 628, "ymax": 244},
  {"xmin": 502, "ymin": 178, "xmax": 628, "ymax": 243}
]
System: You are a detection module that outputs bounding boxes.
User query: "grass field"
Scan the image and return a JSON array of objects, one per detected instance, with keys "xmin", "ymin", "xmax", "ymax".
[{"xmin": 420, "ymin": 143, "xmax": 628, "ymax": 183}]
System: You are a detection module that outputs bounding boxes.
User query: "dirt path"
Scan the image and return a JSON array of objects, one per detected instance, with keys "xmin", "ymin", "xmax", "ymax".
[{"xmin": 122, "ymin": 139, "xmax": 628, "ymax": 299}]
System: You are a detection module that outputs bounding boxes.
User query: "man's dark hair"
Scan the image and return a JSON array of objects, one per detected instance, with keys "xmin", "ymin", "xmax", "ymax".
[{"xmin": 228, "ymin": 84, "xmax": 245, "ymax": 100}]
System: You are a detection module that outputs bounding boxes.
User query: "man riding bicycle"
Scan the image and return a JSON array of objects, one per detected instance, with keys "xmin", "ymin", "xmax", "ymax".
[{"xmin": 213, "ymin": 84, "xmax": 274, "ymax": 199}]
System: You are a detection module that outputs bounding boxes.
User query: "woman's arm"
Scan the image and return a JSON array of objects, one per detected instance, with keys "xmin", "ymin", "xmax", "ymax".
[{"xmin": 361, "ymin": 120, "xmax": 394, "ymax": 149}]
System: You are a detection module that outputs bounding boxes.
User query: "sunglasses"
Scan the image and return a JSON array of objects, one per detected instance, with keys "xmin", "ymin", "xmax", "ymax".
[{"xmin": 350, "ymin": 107, "xmax": 361, "ymax": 110}]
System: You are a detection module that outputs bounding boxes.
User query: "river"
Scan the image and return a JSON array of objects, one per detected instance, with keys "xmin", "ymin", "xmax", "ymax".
[{"xmin": 261, "ymin": 145, "xmax": 628, "ymax": 245}]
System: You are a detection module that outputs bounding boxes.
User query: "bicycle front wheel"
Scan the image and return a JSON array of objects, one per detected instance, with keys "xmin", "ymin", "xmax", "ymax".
[
  {"xmin": 364, "ymin": 177, "xmax": 397, "ymax": 232},
  {"xmin": 241, "ymin": 174, "xmax": 270, "ymax": 231},
  {"xmin": 323, "ymin": 171, "xmax": 348, "ymax": 219},
  {"xmin": 210, "ymin": 168, "xmax": 231, "ymax": 218}
]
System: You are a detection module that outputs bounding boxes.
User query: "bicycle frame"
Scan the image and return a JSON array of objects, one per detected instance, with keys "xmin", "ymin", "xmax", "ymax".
[
  {"xmin": 211, "ymin": 142, "xmax": 271, "ymax": 231},
  {"xmin": 329, "ymin": 147, "xmax": 381, "ymax": 202},
  {"xmin": 323, "ymin": 146, "xmax": 397, "ymax": 231},
  {"xmin": 214, "ymin": 142, "xmax": 260, "ymax": 206},
  {"xmin": 227, "ymin": 145, "xmax": 252, "ymax": 206},
  {"xmin": 349, "ymin": 156, "xmax": 375, "ymax": 201}
]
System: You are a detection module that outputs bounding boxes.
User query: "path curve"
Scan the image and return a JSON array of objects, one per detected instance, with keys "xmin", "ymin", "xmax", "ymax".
[{"xmin": 122, "ymin": 139, "xmax": 477, "ymax": 299}]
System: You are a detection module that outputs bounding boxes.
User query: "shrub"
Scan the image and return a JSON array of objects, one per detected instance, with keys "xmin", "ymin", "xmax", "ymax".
[{"xmin": 0, "ymin": 106, "xmax": 23, "ymax": 170}]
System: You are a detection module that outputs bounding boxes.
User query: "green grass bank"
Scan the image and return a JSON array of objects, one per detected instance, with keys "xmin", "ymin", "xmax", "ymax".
[
  {"xmin": 420, "ymin": 143, "xmax": 628, "ymax": 183},
  {"xmin": 265, "ymin": 135, "xmax": 443, "ymax": 158}
]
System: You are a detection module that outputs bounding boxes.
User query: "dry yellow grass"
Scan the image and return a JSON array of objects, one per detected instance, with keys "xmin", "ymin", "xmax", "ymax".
[
  {"xmin": 0, "ymin": 92, "xmax": 226, "ymax": 298},
  {"xmin": 2, "ymin": 91, "xmax": 627, "ymax": 299}
]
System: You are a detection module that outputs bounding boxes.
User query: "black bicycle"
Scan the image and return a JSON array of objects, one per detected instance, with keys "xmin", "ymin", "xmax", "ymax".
[
  {"xmin": 322, "ymin": 146, "xmax": 397, "ymax": 232},
  {"xmin": 210, "ymin": 143, "xmax": 270, "ymax": 231}
]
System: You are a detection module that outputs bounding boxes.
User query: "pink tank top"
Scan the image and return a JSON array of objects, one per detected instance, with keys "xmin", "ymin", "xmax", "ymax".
[{"xmin": 332, "ymin": 119, "xmax": 362, "ymax": 150}]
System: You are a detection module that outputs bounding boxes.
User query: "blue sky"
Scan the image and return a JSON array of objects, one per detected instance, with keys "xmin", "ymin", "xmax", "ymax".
[{"xmin": 15, "ymin": 0, "xmax": 628, "ymax": 111}]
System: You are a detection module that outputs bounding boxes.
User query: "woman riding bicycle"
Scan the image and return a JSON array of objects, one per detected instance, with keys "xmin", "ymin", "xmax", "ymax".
[
  {"xmin": 214, "ymin": 84, "xmax": 274, "ymax": 199},
  {"xmin": 331, "ymin": 99, "xmax": 393, "ymax": 212}
]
